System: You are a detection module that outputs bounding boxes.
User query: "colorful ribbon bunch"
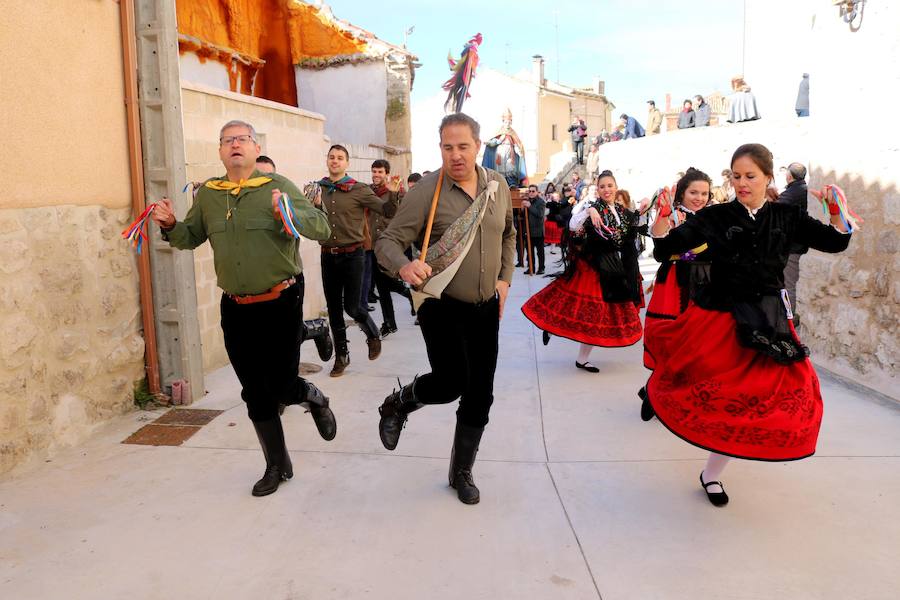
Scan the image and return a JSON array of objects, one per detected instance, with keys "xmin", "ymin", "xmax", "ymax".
[
  {"xmin": 275, "ymin": 193, "xmax": 302, "ymax": 238},
  {"xmin": 644, "ymin": 186, "xmax": 672, "ymax": 217},
  {"xmin": 819, "ymin": 184, "xmax": 862, "ymax": 232},
  {"xmin": 121, "ymin": 203, "xmax": 158, "ymax": 254}
]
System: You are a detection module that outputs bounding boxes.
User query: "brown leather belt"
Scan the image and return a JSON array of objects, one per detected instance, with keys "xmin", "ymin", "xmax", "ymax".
[
  {"xmin": 321, "ymin": 242, "xmax": 363, "ymax": 255},
  {"xmin": 227, "ymin": 277, "xmax": 296, "ymax": 305}
]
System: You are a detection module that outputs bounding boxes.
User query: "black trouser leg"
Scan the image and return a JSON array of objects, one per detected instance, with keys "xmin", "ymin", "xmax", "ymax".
[
  {"xmin": 221, "ymin": 277, "xmax": 308, "ymax": 422},
  {"xmin": 321, "ymin": 255, "xmax": 348, "ymax": 351},
  {"xmin": 359, "ymin": 250, "xmax": 375, "ymax": 313},
  {"xmin": 323, "ymin": 248, "xmax": 380, "ymax": 341},
  {"xmin": 528, "ymin": 236, "xmax": 545, "ymax": 271},
  {"xmin": 415, "ymin": 296, "xmax": 500, "ymax": 428},
  {"xmin": 373, "ymin": 266, "xmax": 399, "ymax": 327}
]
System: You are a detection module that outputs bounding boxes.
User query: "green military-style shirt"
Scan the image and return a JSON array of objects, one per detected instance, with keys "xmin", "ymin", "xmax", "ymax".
[
  {"xmin": 163, "ymin": 170, "xmax": 331, "ymax": 295},
  {"xmin": 319, "ymin": 181, "xmax": 398, "ymax": 247}
]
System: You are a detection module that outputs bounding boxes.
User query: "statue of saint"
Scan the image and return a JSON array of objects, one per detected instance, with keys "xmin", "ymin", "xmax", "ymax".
[{"xmin": 481, "ymin": 108, "xmax": 528, "ymax": 188}]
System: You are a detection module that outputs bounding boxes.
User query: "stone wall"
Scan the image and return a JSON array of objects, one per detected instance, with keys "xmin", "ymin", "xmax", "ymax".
[
  {"xmin": 787, "ymin": 1, "xmax": 899, "ymax": 397},
  {"xmin": 0, "ymin": 207, "xmax": 144, "ymax": 473},
  {"xmin": 0, "ymin": 0, "xmax": 146, "ymax": 474},
  {"xmin": 180, "ymin": 82, "xmax": 331, "ymax": 372}
]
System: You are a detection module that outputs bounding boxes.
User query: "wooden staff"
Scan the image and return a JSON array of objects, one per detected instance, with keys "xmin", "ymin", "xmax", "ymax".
[{"xmin": 420, "ymin": 169, "xmax": 444, "ymax": 260}]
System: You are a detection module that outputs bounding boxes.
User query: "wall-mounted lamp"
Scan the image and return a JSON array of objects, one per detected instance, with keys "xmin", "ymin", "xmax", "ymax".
[{"xmin": 833, "ymin": 0, "xmax": 865, "ymax": 26}]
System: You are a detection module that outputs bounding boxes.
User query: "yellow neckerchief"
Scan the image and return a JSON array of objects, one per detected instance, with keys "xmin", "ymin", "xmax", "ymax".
[
  {"xmin": 669, "ymin": 243, "xmax": 708, "ymax": 261},
  {"xmin": 204, "ymin": 176, "xmax": 272, "ymax": 196}
]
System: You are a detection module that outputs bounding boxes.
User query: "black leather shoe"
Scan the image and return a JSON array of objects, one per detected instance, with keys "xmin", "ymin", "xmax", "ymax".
[
  {"xmin": 303, "ymin": 318, "xmax": 333, "ymax": 361},
  {"xmin": 378, "ymin": 378, "xmax": 423, "ymax": 450},
  {"xmin": 251, "ymin": 418, "xmax": 292, "ymax": 497},
  {"xmin": 380, "ymin": 322, "xmax": 398, "ymax": 338},
  {"xmin": 366, "ymin": 305, "xmax": 375, "ymax": 312},
  {"xmin": 367, "ymin": 336, "xmax": 382, "ymax": 360},
  {"xmin": 449, "ymin": 420, "xmax": 484, "ymax": 505},
  {"xmin": 700, "ymin": 472, "xmax": 729, "ymax": 507},
  {"xmin": 575, "ymin": 361, "xmax": 599, "ymax": 373},
  {"xmin": 638, "ymin": 386, "xmax": 656, "ymax": 422},
  {"xmin": 303, "ymin": 382, "xmax": 336, "ymax": 441},
  {"xmin": 542, "ymin": 331, "xmax": 551, "ymax": 346},
  {"xmin": 515, "ymin": 262, "xmax": 523, "ymax": 268},
  {"xmin": 536, "ymin": 268, "xmax": 545, "ymax": 275}
]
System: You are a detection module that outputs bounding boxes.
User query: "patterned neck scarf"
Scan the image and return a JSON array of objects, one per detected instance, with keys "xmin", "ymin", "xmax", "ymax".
[
  {"xmin": 318, "ymin": 175, "xmax": 357, "ymax": 193},
  {"xmin": 371, "ymin": 182, "xmax": 405, "ymax": 197}
]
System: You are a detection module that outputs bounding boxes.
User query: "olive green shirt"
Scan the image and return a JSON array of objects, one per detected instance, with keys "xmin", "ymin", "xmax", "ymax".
[
  {"xmin": 162, "ymin": 170, "xmax": 331, "ymax": 295},
  {"xmin": 319, "ymin": 181, "xmax": 398, "ymax": 247},
  {"xmin": 368, "ymin": 187, "xmax": 404, "ymax": 243},
  {"xmin": 375, "ymin": 167, "xmax": 516, "ymax": 304}
]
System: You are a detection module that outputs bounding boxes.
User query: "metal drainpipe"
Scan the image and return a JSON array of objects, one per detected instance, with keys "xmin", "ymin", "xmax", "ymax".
[{"xmin": 118, "ymin": 0, "xmax": 161, "ymax": 394}]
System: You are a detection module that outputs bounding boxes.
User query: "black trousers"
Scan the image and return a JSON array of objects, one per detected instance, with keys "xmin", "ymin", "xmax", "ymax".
[
  {"xmin": 574, "ymin": 140, "xmax": 584, "ymax": 164},
  {"xmin": 359, "ymin": 250, "xmax": 375, "ymax": 313},
  {"xmin": 221, "ymin": 276, "xmax": 308, "ymax": 422},
  {"xmin": 321, "ymin": 248, "xmax": 379, "ymax": 348},
  {"xmin": 373, "ymin": 263, "xmax": 411, "ymax": 326},
  {"xmin": 526, "ymin": 236, "xmax": 545, "ymax": 271},
  {"xmin": 414, "ymin": 295, "xmax": 500, "ymax": 428}
]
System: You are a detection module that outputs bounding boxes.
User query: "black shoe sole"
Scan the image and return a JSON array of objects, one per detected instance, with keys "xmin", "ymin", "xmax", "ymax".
[{"xmin": 638, "ymin": 387, "xmax": 656, "ymax": 421}]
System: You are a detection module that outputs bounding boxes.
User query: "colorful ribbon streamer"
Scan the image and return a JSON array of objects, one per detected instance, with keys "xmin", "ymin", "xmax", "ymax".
[
  {"xmin": 819, "ymin": 184, "xmax": 862, "ymax": 232},
  {"xmin": 276, "ymin": 193, "xmax": 302, "ymax": 238},
  {"xmin": 121, "ymin": 203, "xmax": 157, "ymax": 254}
]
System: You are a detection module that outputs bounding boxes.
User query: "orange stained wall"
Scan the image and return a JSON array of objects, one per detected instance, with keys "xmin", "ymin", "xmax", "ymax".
[{"xmin": 176, "ymin": 0, "xmax": 368, "ymax": 106}]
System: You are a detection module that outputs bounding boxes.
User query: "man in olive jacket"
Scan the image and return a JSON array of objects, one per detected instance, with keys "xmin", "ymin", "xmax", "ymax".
[{"xmin": 151, "ymin": 120, "xmax": 335, "ymax": 497}]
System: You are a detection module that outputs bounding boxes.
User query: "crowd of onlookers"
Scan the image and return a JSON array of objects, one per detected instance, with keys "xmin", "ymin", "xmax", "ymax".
[{"xmin": 566, "ymin": 73, "xmax": 810, "ymax": 171}]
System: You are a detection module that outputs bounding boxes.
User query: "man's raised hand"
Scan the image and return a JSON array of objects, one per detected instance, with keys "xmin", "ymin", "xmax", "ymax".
[{"xmin": 150, "ymin": 197, "xmax": 176, "ymax": 229}]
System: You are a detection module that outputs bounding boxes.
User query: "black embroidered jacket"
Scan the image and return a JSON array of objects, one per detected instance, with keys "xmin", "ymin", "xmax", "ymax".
[{"xmin": 652, "ymin": 201, "xmax": 850, "ymax": 311}]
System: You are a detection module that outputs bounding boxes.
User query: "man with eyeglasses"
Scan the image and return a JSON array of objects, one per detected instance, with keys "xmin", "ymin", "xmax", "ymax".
[
  {"xmin": 312, "ymin": 144, "xmax": 400, "ymax": 377},
  {"xmin": 150, "ymin": 120, "xmax": 335, "ymax": 498}
]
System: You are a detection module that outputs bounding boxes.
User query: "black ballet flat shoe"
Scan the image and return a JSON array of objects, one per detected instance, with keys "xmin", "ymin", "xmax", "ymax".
[
  {"xmin": 542, "ymin": 331, "xmax": 551, "ymax": 346},
  {"xmin": 638, "ymin": 387, "xmax": 656, "ymax": 422},
  {"xmin": 575, "ymin": 361, "xmax": 599, "ymax": 373},
  {"xmin": 700, "ymin": 472, "xmax": 729, "ymax": 507}
]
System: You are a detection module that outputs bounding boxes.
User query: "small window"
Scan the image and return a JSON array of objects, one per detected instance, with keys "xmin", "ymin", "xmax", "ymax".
[{"xmin": 551, "ymin": 124, "xmax": 558, "ymax": 141}]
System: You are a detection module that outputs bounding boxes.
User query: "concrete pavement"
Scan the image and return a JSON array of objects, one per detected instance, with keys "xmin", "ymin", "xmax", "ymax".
[{"xmin": 2, "ymin": 255, "xmax": 899, "ymax": 600}]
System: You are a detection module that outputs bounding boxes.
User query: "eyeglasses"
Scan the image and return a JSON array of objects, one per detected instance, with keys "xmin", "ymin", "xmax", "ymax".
[{"xmin": 219, "ymin": 135, "xmax": 256, "ymax": 146}]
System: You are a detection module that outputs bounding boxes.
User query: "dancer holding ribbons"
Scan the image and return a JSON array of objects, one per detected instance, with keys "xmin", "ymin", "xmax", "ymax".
[
  {"xmin": 642, "ymin": 144, "xmax": 854, "ymax": 507},
  {"xmin": 374, "ymin": 113, "xmax": 515, "ymax": 505},
  {"xmin": 151, "ymin": 120, "xmax": 335, "ymax": 497},
  {"xmin": 641, "ymin": 168, "xmax": 713, "ymax": 379},
  {"xmin": 522, "ymin": 170, "xmax": 644, "ymax": 373}
]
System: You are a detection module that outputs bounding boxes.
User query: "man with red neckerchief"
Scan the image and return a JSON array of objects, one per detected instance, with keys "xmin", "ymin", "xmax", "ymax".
[{"xmin": 315, "ymin": 144, "xmax": 399, "ymax": 376}]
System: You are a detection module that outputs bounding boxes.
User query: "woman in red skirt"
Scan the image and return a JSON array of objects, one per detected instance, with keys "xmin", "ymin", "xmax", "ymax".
[
  {"xmin": 643, "ymin": 144, "xmax": 852, "ymax": 507},
  {"xmin": 642, "ymin": 168, "xmax": 713, "ymax": 376},
  {"xmin": 522, "ymin": 170, "xmax": 643, "ymax": 372},
  {"xmin": 543, "ymin": 182, "xmax": 563, "ymax": 245}
]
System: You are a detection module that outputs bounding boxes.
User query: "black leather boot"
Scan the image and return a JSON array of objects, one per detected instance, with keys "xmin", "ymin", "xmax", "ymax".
[
  {"xmin": 251, "ymin": 418, "xmax": 292, "ymax": 497},
  {"xmin": 378, "ymin": 377, "xmax": 422, "ymax": 450},
  {"xmin": 303, "ymin": 318, "xmax": 334, "ymax": 362},
  {"xmin": 449, "ymin": 420, "xmax": 484, "ymax": 505},
  {"xmin": 330, "ymin": 339, "xmax": 349, "ymax": 377},
  {"xmin": 302, "ymin": 381, "xmax": 336, "ymax": 441}
]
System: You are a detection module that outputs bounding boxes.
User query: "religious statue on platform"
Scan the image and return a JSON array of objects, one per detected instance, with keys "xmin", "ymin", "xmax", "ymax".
[{"xmin": 481, "ymin": 108, "xmax": 528, "ymax": 188}]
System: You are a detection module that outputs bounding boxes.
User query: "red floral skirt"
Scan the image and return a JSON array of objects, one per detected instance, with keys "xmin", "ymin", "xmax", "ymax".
[
  {"xmin": 544, "ymin": 220, "xmax": 563, "ymax": 245},
  {"xmin": 522, "ymin": 257, "xmax": 642, "ymax": 347},
  {"xmin": 642, "ymin": 266, "xmax": 682, "ymax": 370},
  {"xmin": 645, "ymin": 305, "xmax": 823, "ymax": 461}
]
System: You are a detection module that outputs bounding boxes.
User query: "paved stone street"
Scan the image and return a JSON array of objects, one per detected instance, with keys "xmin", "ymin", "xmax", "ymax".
[{"xmin": 2, "ymin": 261, "xmax": 898, "ymax": 600}]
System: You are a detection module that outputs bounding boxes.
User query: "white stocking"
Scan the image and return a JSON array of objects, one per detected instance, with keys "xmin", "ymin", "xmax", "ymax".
[
  {"xmin": 576, "ymin": 344, "xmax": 593, "ymax": 364},
  {"xmin": 702, "ymin": 453, "xmax": 731, "ymax": 493}
]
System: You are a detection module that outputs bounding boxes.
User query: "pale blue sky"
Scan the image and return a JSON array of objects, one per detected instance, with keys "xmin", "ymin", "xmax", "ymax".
[{"xmin": 327, "ymin": 0, "xmax": 745, "ymax": 121}]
